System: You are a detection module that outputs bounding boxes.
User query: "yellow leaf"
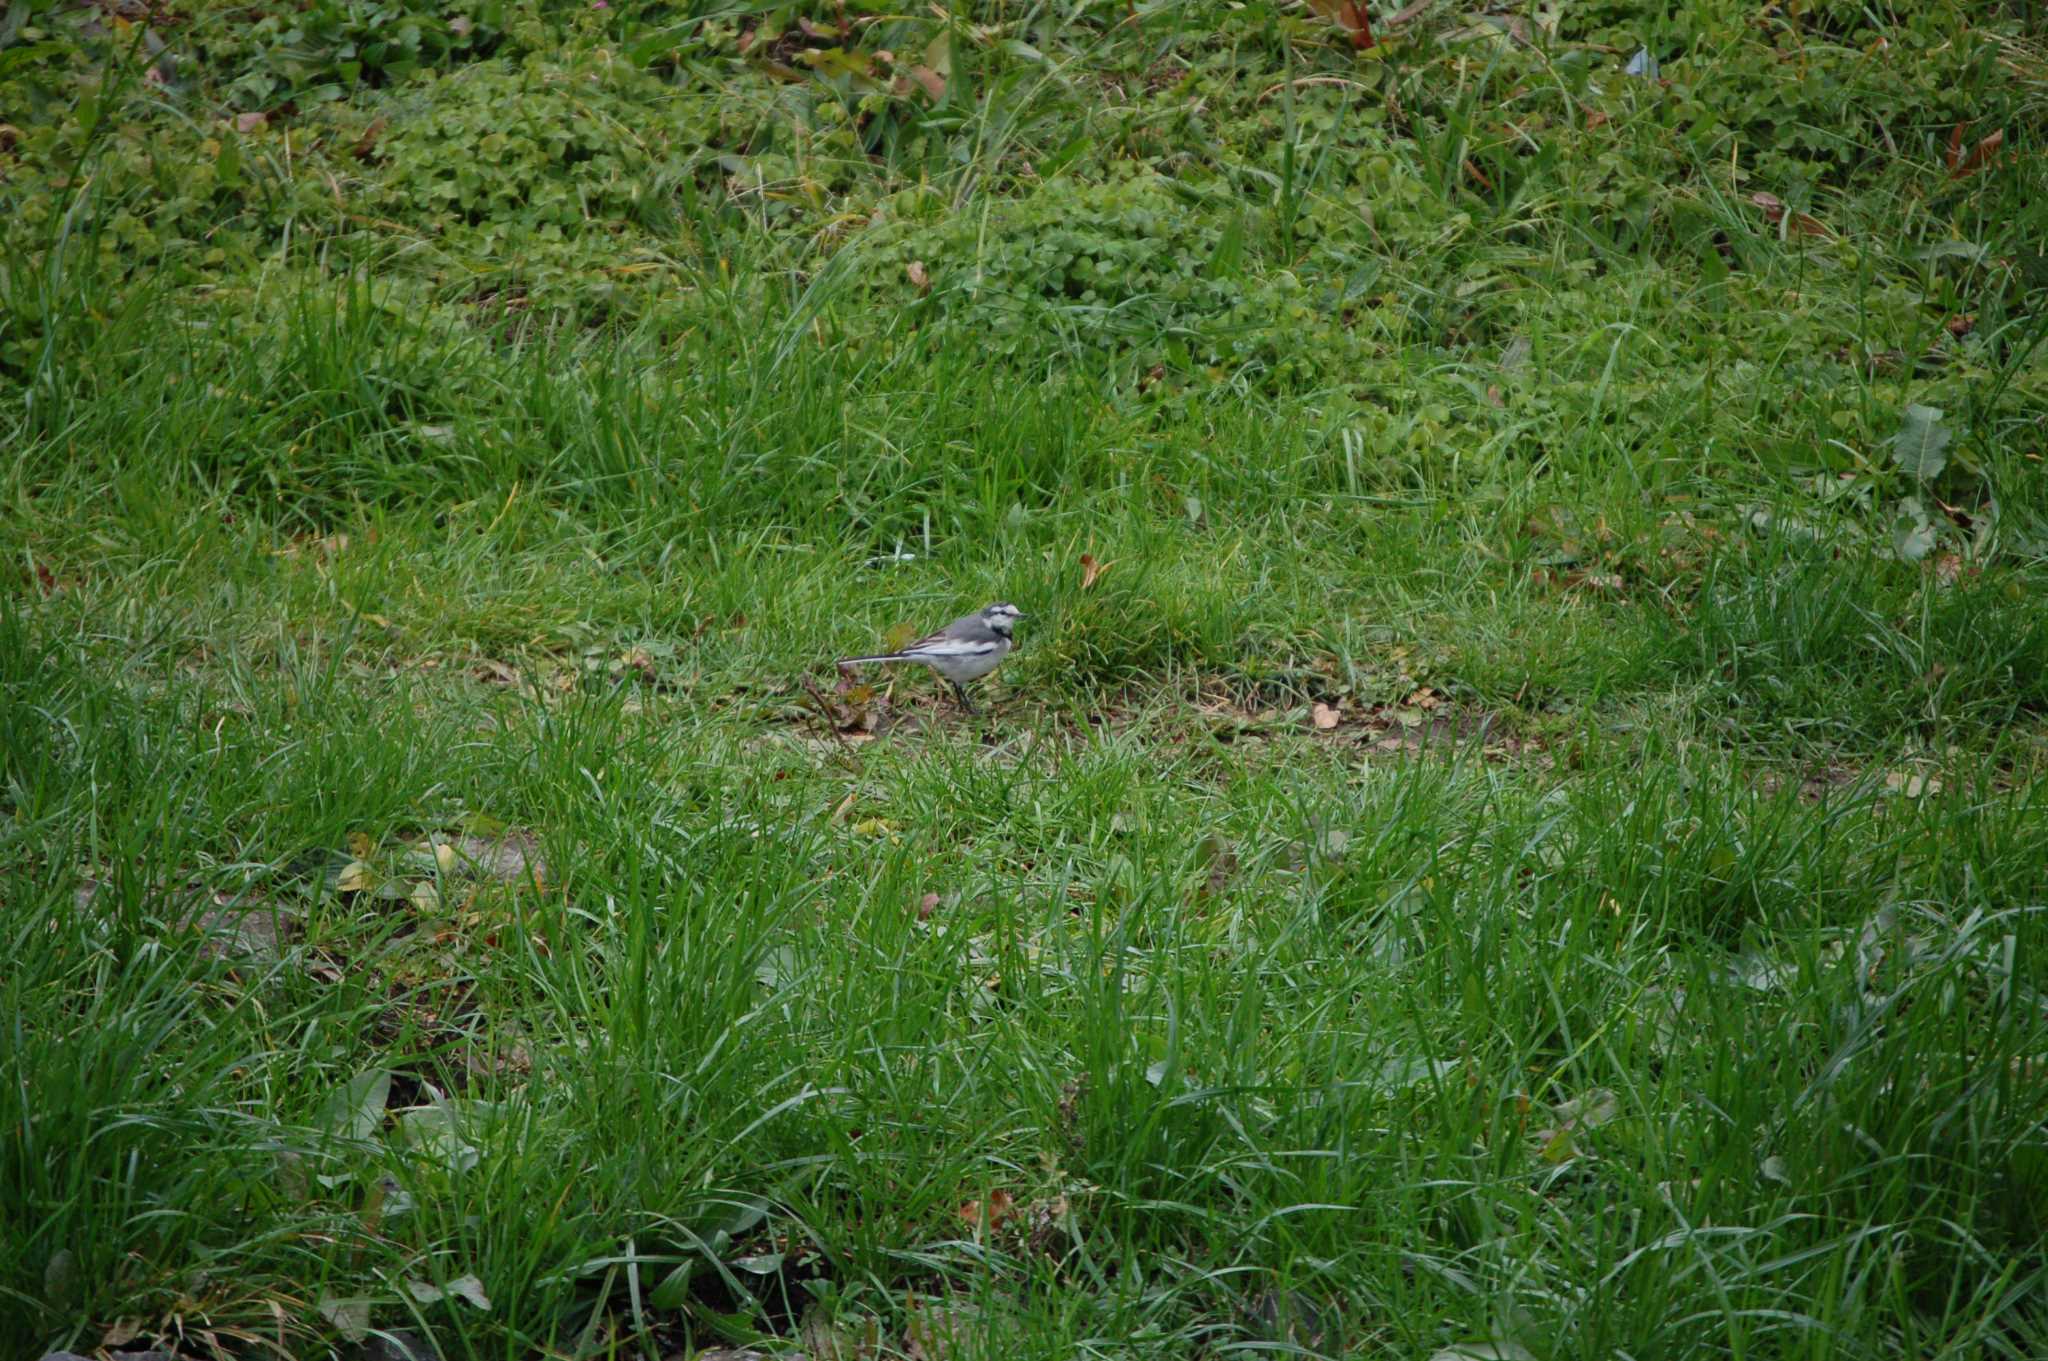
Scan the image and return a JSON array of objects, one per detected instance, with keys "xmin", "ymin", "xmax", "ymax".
[
  {"xmin": 348, "ymin": 831, "xmax": 374, "ymax": 858},
  {"xmin": 338, "ymin": 861, "xmax": 375, "ymax": 893}
]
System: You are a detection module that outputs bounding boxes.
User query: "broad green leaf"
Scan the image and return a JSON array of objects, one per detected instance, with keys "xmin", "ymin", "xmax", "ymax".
[
  {"xmin": 1431, "ymin": 1345, "xmax": 1536, "ymax": 1361},
  {"xmin": 401, "ymin": 1099, "xmax": 493, "ymax": 1172},
  {"xmin": 648, "ymin": 1263, "xmax": 694, "ymax": 1310},
  {"xmin": 1913, "ymin": 241, "xmax": 1988, "ymax": 264},
  {"xmin": 317, "ymin": 1294, "xmax": 372, "ymax": 1341},
  {"xmin": 1890, "ymin": 405, "xmax": 1950, "ymax": 481},
  {"xmin": 1892, "ymin": 498, "xmax": 1936, "ymax": 562},
  {"xmin": 406, "ymin": 1273, "xmax": 491, "ymax": 1309},
  {"xmin": 317, "ymin": 1069, "xmax": 391, "ymax": 1142}
]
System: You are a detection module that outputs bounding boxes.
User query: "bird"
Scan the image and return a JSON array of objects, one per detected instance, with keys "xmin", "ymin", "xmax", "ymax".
[{"xmin": 838, "ymin": 603, "xmax": 1025, "ymax": 713}]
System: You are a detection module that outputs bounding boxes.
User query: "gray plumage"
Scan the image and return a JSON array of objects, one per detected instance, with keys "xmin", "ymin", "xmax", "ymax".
[{"xmin": 839, "ymin": 602, "xmax": 1024, "ymax": 712}]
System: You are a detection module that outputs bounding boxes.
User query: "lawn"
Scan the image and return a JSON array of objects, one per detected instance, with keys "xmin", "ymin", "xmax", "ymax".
[{"xmin": 4, "ymin": 2, "xmax": 2048, "ymax": 1358}]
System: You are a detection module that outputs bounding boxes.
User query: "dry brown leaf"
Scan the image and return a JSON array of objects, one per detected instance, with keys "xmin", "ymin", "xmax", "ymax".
[
  {"xmin": 1079, "ymin": 552, "xmax": 1112, "ymax": 591},
  {"xmin": 234, "ymin": 111, "xmax": 268, "ymax": 134},
  {"xmin": 1311, "ymin": 702, "xmax": 1341, "ymax": 730},
  {"xmin": 1949, "ymin": 127, "xmax": 2003, "ymax": 177},
  {"xmin": 1749, "ymin": 192, "xmax": 1828, "ymax": 238},
  {"xmin": 906, "ymin": 259, "xmax": 931, "ymax": 293},
  {"xmin": 352, "ymin": 116, "xmax": 387, "ymax": 159},
  {"xmin": 1305, "ymin": 0, "xmax": 1376, "ymax": 47},
  {"xmin": 907, "ymin": 64, "xmax": 946, "ymax": 100},
  {"xmin": 957, "ymin": 1189, "xmax": 1016, "ymax": 1233},
  {"xmin": 918, "ymin": 892, "xmax": 940, "ymax": 920}
]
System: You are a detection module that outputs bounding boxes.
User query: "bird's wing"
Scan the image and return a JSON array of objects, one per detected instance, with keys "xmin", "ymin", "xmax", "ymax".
[{"xmin": 903, "ymin": 634, "xmax": 1003, "ymax": 659}]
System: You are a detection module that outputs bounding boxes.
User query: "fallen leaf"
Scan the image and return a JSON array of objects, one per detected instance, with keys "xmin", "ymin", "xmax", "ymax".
[
  {"xmin": 906, "ymin": 259, "xmax": 930, "ymax": 293},
  {"xmin": 956, "ymin": 1188, "xmax": 1016, "ymax": 1233},
  {"xmin": 1950, "ymin": 127, "xmax": 2003, "ymax": 177},
  {"xmin": 1305, "ymin": 0, "xmax": 1376, "ymax": 47},
  {"xmin": 352, "ymin": 116, "xmax": 387, "ymax": 159},
  {"xmin": 906, "ymin": 64, "xmax": 946, "ymax": 100},
  {"xmin": 1933, "ymin": 553, "xmax": 1963, "ymax": 586},
  {"xmin": 337, "ymin": 860, "xmax": 375, "ymax": 893},
  {"xmin": 918, "ymin": 892, "xmax": 940, "ymax": 920},
  {"xmin": 1749, "ymin": 191, "xmax": 1828, "ymax": 238},
  {"xmin": 234, "ymin": 110, "xmax": 268, "ymax": 134},
  {"xmin": 1311, "ymin": 702, "xmax": 1341, "ymax": 730},
  {"xmin": 1079, "ymin": 552, "xmax": 1111, "ymax": 590},
  {"xmin": 1406, "ymin": 687, "xmax": 1442, "ymax": 710}
]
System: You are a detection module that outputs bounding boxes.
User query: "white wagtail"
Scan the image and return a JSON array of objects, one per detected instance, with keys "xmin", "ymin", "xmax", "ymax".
[{"xmin": 838, "ymin": 603, "xmax": 1024, "ymax": 713}]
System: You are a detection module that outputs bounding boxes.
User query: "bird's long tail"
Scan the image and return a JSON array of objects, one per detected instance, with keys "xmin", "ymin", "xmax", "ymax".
[{"xmin": 837, "ymin": 653, "xmax": 915, "ymax": 666}]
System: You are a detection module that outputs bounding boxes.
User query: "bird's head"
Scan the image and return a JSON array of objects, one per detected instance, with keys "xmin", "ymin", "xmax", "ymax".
[{"xmin": 981, "ymin": 602, "xmax": 1024, "ymax": 636}]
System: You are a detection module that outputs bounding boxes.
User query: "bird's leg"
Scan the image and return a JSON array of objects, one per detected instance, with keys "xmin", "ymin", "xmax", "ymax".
[{"xmin": 951, "ymin": 681, "xmax": 978, "ymax": 714}]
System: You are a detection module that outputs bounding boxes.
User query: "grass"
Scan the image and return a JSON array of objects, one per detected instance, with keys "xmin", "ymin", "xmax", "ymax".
[{"xmin": 5, "ymin": 1, "xmax": 2048, "ymax": 1357}]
